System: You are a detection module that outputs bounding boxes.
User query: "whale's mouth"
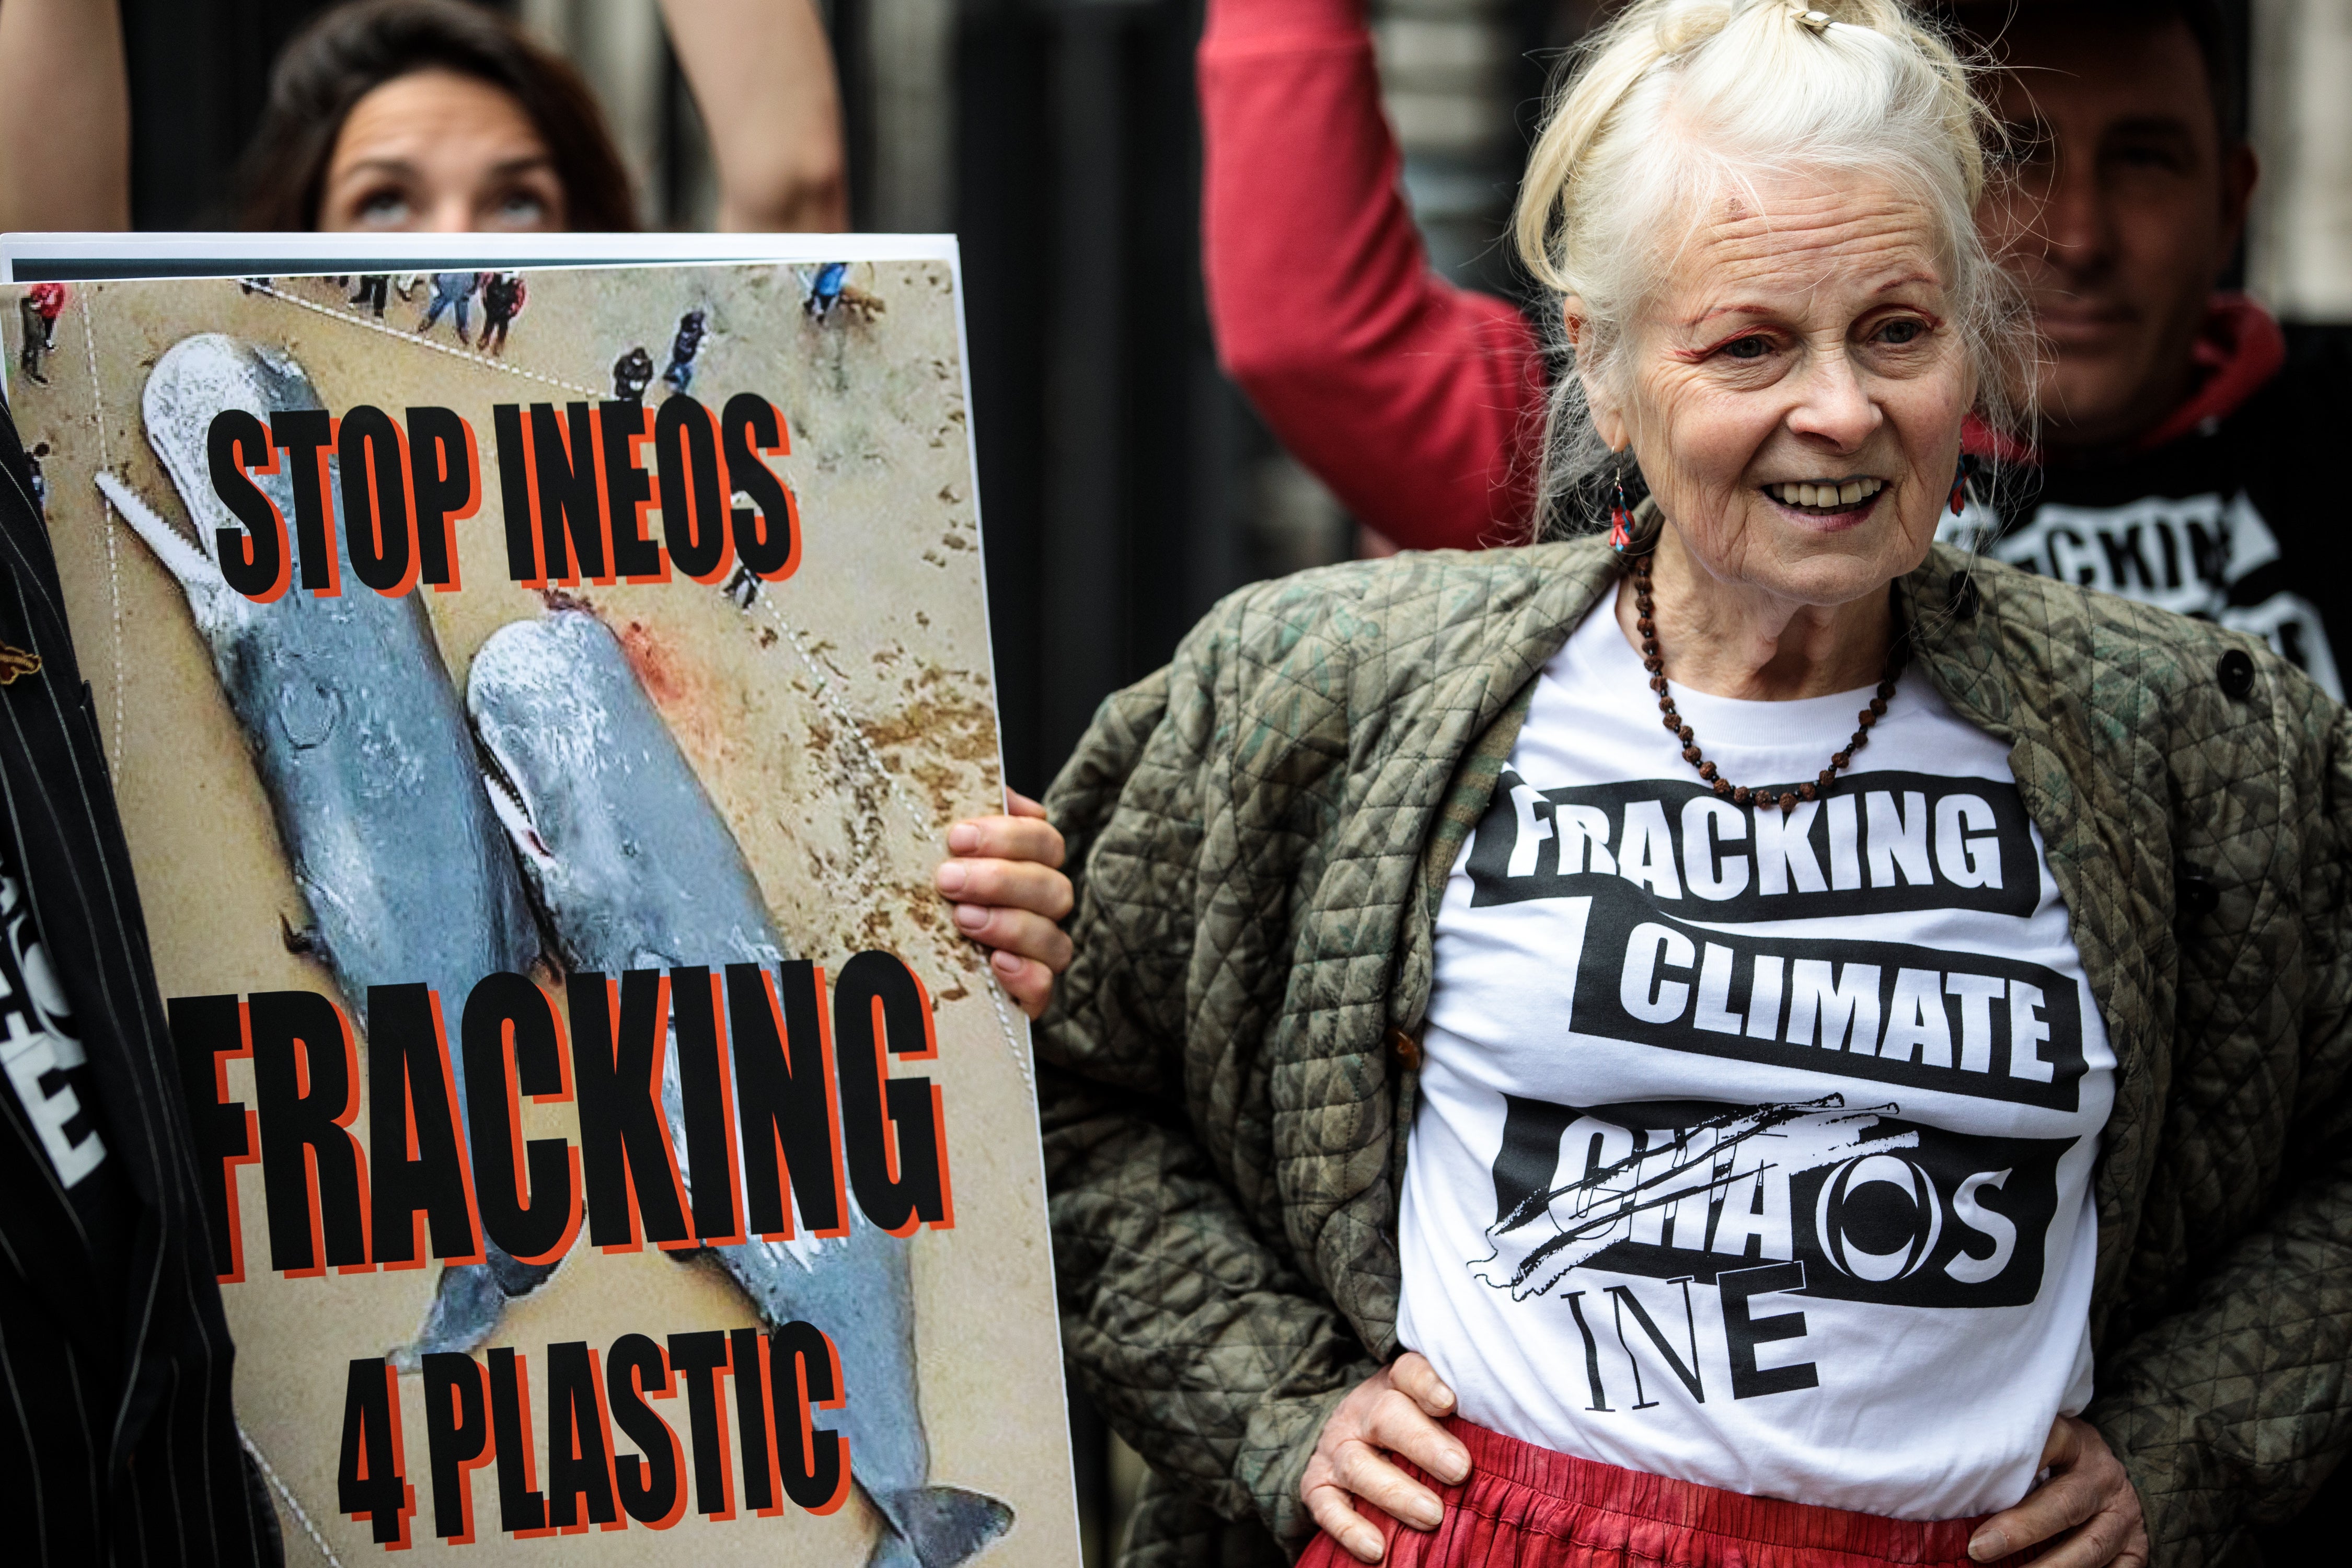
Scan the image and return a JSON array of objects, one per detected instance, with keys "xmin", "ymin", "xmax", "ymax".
[{"xmin": 476, "ymin": 734, "xmax": 554, "ymax": 869}]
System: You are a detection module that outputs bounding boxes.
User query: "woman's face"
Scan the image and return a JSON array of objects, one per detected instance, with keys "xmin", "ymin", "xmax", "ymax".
[
  {"xmin": 318, "ymin": 68, "xmax": 568, "ymax": 233},
  {"xmin": 1591, "ymin": 175, "xmax": 1972, "ymax": 610}
]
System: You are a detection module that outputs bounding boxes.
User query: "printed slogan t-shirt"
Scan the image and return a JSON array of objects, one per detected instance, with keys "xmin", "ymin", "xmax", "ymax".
[{"xmin": 1395, "ymin": 598, "xmax": 2116, "ymax": 1521}]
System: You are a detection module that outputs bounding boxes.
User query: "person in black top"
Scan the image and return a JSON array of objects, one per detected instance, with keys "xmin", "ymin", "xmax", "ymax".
[
  {"xmin": 612, "ymin": 344, "xmax": 655, "ymax": 402},
  {"xmin": 662, "ymin": 307, "xmax": 708, "ymax": 395},
  {"xmin": 0, "ymin": 391, "xmax": 280, "ymax": 1564},
  {"xmin": 479, "ymin": 270, "xmax": 526, "ymax": 358},
  {"xmin": 1947, "ymin": 7, "xmax": 2352, "ymax": 1553},
  {"xmin": 1945, "ymin": 0, "xmax": 2349, "ymax": 698}
]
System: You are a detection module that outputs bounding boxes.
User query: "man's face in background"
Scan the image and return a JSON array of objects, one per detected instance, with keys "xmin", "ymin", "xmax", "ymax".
[{"xmin": 1974, "ymin": 11, "xmax": 2259, "ymax": 452}]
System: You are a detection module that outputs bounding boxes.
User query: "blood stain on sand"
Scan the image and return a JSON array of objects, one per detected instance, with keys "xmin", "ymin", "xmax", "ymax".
[{"xmin": 618, "ymin": 619, "xmax": 728, "ymax": 767}]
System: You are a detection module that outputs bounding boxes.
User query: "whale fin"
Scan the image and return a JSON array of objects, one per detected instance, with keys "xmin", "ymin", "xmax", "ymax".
[
  {"xmin": 390, "ymin": 1250, "xmax": 564, "ymax": 1369},
  {"xmin": 869, "ymin": 1485, "xmax": 1014, "ymax": 1568},
  {"xmin": 392, "ymin": 1261, "xmax": 508, "ymax": 1369}
]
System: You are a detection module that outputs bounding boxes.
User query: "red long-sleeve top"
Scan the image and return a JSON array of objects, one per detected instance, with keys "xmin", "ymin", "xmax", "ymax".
[{"xmin": 1199, "ymin": 0, "xmax": 1548, "ymax": 550}]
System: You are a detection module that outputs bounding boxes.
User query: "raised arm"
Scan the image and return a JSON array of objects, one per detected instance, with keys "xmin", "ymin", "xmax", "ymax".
[
  {"xmin": 659, "ymin": 0, "xmax": 846, "ymax": 233},
  {"xmin": 0, "ymin": 0, "xmax": 132, "ymax": 232},
  {"xmin": 1198, "ymin": 0, "xmax": 1546, "ymax": 550}
]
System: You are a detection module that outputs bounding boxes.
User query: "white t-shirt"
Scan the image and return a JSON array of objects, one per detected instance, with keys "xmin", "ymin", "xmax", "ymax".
[{"xmin": 1396, "ymin": 594, "xmax": 2116, "ymax": 1521}]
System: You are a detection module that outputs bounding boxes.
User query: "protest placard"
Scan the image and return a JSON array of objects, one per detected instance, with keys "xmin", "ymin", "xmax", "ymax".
[{"xmin": 3, "ymin": 239, "xmax": 1074, "ymax": 1565}]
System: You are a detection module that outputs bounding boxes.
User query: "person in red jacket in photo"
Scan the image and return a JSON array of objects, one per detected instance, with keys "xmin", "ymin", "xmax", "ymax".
[
  {"xmin": 14, "ymin": 282, "xmax": 67, "ymax": 386},
  {"xmin": 1200, "ymin": 0, "xmax": 2347, "ymax": 698}
]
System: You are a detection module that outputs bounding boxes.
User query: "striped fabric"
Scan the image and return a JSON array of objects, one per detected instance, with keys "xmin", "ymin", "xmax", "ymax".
[{"xmin": 0, "ymin": 396, "xmax": 279, "ymax": 1564}]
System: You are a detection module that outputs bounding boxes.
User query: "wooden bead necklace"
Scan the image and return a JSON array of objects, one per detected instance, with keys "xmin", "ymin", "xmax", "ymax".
[{"xmin": 1628, "ymin": 548, "xmax": 1904, "ymax": 814}]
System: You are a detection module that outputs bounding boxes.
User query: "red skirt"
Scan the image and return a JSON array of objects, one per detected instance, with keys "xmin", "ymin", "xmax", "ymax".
[{"xmin": 1298, "ymin": 1418, "xmax": 2042, "ymax": 1568}]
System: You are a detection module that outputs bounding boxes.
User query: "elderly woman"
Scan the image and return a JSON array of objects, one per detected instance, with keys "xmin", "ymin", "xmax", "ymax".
[{"xmin": 1035, "ymin": 2, "xmax": 2351, "ymax": 1566}]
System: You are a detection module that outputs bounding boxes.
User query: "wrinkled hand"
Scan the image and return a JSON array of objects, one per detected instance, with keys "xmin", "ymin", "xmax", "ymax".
[
  {"xmin": 1301, "ymin": 1353, "xmax": 1468, "ymax": 1564},
  {"xmin": 1968, "ymin": 1416, "xmax": 2148, "ymax": 1567},
  {"xmin": 932, "ymin": 789, "xmax": 1072, "ymax": 1018}
]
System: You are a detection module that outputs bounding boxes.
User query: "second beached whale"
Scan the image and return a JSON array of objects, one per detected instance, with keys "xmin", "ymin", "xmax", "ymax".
[{"xmin": 467, "ymin": 607, "xmax": 1013, "ymax": 1568}]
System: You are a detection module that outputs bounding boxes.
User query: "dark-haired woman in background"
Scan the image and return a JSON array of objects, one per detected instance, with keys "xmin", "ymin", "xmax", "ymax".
[
  {"xmin": 239, "ymin": 0, "xmax": 643, "ymax": 232},
  {"xmin": 0, "ymin": 0, "xmax": 846, "ymax": 235}
]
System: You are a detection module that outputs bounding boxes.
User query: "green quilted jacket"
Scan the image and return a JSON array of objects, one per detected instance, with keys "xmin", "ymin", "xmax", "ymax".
[{"xmin": 1036, "ymin": 535, "xmax": 2352, "ymax": 1568}]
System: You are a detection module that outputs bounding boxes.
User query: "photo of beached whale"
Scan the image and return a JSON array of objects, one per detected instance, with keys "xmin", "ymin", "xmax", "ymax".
[{"xmin": 5, "ymin": 253, "xmax": 1070, "ymax": 1566}]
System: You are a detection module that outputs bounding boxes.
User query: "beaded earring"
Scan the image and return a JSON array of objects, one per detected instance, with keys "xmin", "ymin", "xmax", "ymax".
[
  {"xmin": 1947, "ymin": 455, "xmax": 1973, "ymax": 516},
  {"xmin": 1609, "ymin": 472, "xmax": 1634, "ymax": 551}
]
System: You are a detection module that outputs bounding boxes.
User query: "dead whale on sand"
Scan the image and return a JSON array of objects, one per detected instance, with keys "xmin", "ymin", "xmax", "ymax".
[
  {"xmin": 98, "ymin": 332, "xmax": 562, "ymax": 1359},
  {"xmin": 467, "ymin": 608, "xmax": 1013, "ymax": 1568}
]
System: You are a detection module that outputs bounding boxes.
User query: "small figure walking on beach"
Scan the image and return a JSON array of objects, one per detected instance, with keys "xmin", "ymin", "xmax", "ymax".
[
  {"xmin": 415, "ymin": 271, "xmax": 481, "ymax": 346},
  {"xmin": 480, "ymin": 272, "xmax": 527, "ymax": 357},
  {"xmin": 805, "ymin": 262, "xmax": 884, "ymax": 322},
  {"xmin": 612, "ymin": 345, "xmax": 654, "ymax": 402},
  {"xmin": 661, "ymin": 308, "xmax": 708, "ymax": 394},
  {"xmin": 16, "ymin": 283, "xmax": 67, "ymax": 386}
]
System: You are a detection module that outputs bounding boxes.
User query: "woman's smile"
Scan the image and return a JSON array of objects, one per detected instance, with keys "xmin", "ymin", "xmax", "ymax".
[{"xmin": 1761, "ymin": 475, "xmax": 1888, "ymax": 529}]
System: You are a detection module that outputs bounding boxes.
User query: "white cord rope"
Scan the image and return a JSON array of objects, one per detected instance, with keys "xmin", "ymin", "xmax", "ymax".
[
  {"xmin": 244, "ymin": 278, "xmax": 604, "ymax": 401},
  {"xmin": 238, "ymin": 1422, "xmax": 344, "ymax": 1567},
  {"xmin": 749, "ymin": 591, "xmax": 1035, "ymax": 1094},
  {"xmin": 75, "ymin": 294, "xmax": 126, "ymax": 779}
]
